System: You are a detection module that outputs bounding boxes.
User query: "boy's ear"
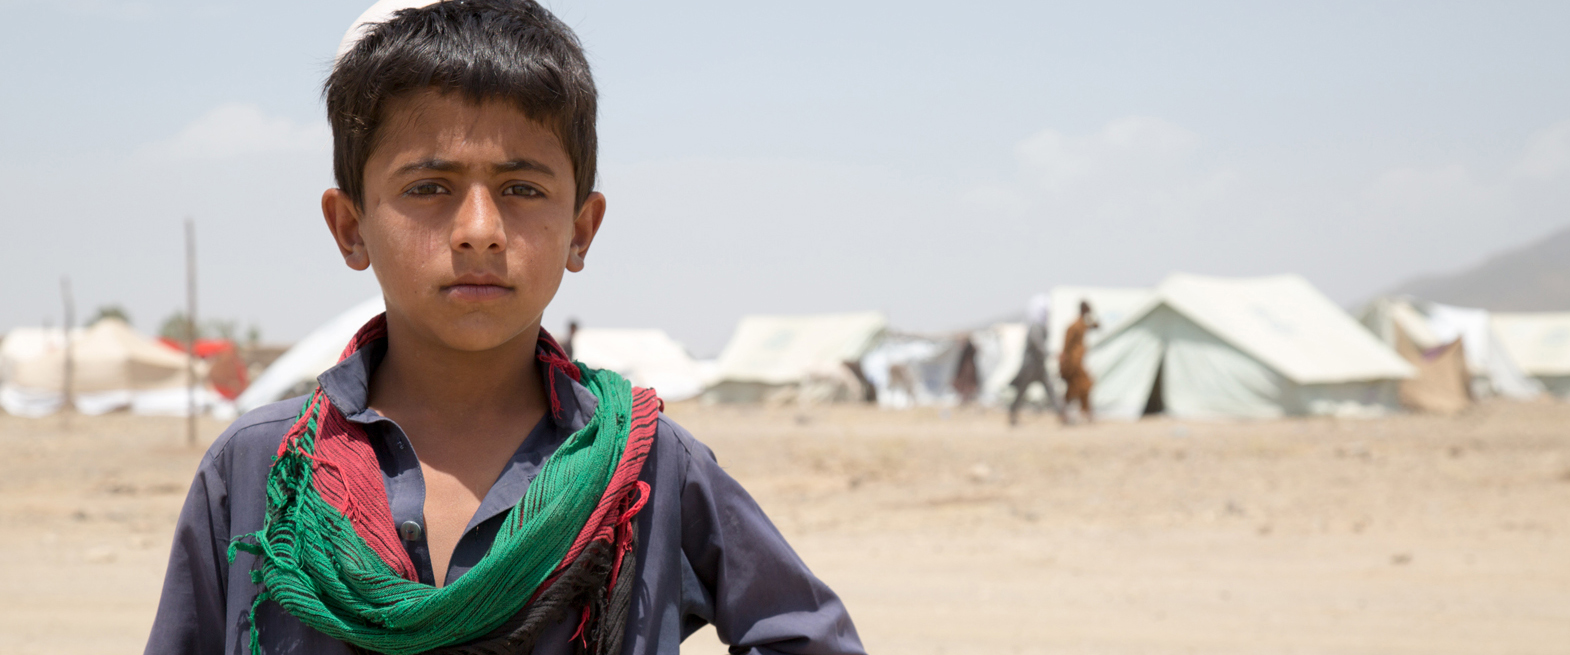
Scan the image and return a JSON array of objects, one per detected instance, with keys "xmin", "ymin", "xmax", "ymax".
[
  {"xmin": 322, "ymin": 188, "xmax": 371, "ymax": 271},
  {"xmin": 566, "ymin": 191, "xmax": 606, "ymax": 273}
]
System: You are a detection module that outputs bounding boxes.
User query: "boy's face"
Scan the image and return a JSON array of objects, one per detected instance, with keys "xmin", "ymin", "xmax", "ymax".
[{"xmin": 323, "ymin": 90, "xmax": 604, "ymax": 353}]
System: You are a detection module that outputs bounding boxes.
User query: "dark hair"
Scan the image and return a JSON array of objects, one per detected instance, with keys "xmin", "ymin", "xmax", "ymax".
[{"xmin": 325, "ymin": 0, "xmax": 598, "ymax": 209}]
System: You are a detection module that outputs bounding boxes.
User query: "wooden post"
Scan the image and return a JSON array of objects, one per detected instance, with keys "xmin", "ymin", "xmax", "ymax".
[
  {"xmin": 60, "ymin": 276, "xmax": 74, "ymax": 427},
  {"xmin": 185, "ymin": 218, "xmax": 198, "ymax": 447}
]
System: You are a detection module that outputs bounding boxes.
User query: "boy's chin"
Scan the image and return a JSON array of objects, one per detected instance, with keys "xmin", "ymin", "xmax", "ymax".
[{"xmin": 410, "ymin": 316, "xmax": 538, "ymax": 354}]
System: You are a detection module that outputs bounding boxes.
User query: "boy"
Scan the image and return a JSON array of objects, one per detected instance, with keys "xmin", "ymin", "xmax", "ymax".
[{"xmin": 144, "ymin": 2, "xmax": 864, "ymax": 653}]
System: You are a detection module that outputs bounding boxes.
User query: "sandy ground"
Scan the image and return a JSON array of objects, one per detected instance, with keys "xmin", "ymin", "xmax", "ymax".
[{"xmin": 1, "ymin": 400, "xmax": 1567, "ymax": 654}]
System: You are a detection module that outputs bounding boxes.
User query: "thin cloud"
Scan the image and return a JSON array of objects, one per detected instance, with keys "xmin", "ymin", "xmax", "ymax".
[
  {"xmin": 1361, "ymin": 119, "xmax": 1570, "ymax": 231},
  {"xmin": 1514, "ymin": 120, "xmax": 1570, "ymax": 181},
  {"xmin": 977, "ymin": 116, "xmax": 1240, "ymax": 231},
  {"xmin": 140, "ymin": 103, "xmax": 330, "ymax": 161}
]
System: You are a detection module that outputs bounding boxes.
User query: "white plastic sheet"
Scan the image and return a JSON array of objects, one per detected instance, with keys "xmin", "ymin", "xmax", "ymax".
[
  {"xmin": 1425, "ymin": 303, "xmax": 1543, "ymax": 400},
  {"xmin": 236, "ymin": 297, "xmax": 385, "ymax": 413}
]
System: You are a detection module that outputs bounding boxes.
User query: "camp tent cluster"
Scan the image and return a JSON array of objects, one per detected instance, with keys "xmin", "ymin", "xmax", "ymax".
[
  {"xmin": 1357, "ymin": 298, "xmax": 1570, "ymax": 413},
  {"xmin": 7, "ymin": 273, "xmax": 1567, "ymax": 420},
  {"xmin": 0, "ymin": 318, "xmax": 225, "ymax": 417}
]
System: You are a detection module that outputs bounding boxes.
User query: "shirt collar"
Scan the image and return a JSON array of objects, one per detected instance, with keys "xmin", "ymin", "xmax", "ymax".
[{"xmin": 315, "ymin": 336, "xmax": 599, "ymax": 431}]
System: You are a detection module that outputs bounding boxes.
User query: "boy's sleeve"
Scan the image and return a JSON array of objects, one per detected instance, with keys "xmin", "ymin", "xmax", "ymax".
[
  {"xmin": 676, "ymin": 425, "xmax": 866, "ymax": 655},
  {"xmin": 144, "ymin": 454, "xmax": 231, "ymax": 655}
]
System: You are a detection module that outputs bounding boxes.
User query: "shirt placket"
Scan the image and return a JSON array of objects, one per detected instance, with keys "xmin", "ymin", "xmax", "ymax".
[{"xmin": 359, "ymin": 415, "xmax": 439, "ymax": 586}]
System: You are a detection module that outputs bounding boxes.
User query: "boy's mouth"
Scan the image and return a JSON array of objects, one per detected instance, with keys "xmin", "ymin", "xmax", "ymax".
[{"xmin": 442, "ymin": 274, "xmax": 513, "ymax": 302}]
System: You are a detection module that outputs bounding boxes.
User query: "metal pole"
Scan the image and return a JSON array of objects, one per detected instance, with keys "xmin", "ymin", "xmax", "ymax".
[
  {"xmin": 186, "ymin": 218, "xmax": 198, "ymax": 447},
  {"xmin": 61, "ymin": 276, "xmax": 74, "ymax": 427}
]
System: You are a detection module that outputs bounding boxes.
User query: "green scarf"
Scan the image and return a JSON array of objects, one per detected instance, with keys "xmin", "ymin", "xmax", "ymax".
[{"xmin": 230, "ymin": 318, "xmax": 651, "ymax": 655}]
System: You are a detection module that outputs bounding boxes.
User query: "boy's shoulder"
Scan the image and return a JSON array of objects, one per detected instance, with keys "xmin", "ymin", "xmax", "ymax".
[
  {"xmin": 652, "ymin": 411, "xmax": 713, "ymax": 460},
  {"xmin": 201, "ymin": 396, "xmax": 307, "ymax": 471}
]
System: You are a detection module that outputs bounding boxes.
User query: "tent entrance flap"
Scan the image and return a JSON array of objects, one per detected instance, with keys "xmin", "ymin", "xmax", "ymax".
[{"xmin": 1142, "ymin": 359, "xmax": 1165, "ymax": 416}]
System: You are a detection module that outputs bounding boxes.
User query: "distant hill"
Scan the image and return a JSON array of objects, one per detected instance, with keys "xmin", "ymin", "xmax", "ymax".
[{"xmin": 1388, "ymin": 225, "xmax": 1570, "ymax": 311}]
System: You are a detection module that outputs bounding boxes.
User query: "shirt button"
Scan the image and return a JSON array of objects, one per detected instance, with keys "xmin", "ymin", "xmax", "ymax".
[{"xmin": 399, "ymin": 520, "xmax": 423, "ymax": 541}]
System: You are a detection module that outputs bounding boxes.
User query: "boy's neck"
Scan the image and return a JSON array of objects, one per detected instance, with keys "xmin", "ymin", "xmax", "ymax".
[{"xmin": 368, "ymin": 314, "xmax": 547, "ymax": 424}]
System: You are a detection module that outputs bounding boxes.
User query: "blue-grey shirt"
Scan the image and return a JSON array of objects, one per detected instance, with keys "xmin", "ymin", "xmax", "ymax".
[{"xmin": 144, "ymin": 341, "xmax": 864, "ymax": 654}]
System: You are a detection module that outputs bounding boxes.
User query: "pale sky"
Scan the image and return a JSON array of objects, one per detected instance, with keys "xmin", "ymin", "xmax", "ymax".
[{"xmin": 2, "ymin": 1, "xmax": 1567, "ymax": 355}]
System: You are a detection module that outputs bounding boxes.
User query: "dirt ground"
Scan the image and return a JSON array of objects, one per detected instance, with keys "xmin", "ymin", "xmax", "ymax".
[{"xmin": 1, "ymin": 400, "xmax": 1567, "ymax": 654}]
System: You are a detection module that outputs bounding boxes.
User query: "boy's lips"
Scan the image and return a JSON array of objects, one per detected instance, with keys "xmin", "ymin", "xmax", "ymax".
[{"xmin": 442, "ymin": 275, "xmax": 512, "ymax": 302}]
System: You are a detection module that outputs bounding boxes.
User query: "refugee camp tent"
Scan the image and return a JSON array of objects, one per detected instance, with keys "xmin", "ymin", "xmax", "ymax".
[
  {"xmin": 858, "ymin": 332, "xmax": 964, "ymax": 408},
  {"xmin": 1360, "ymin": 297, "xmax": 1443, "ymax": 350},
  {"xmin": 970, "ymin": 322, "xmax": 1027, "ymax": 406},
  {"xmin": 705, "ymin": 312, "xmax": 886, "ymax": 404},
  {"xmin": 1389, "ymin": 330, "xmax": 1471, "ymax": 415},
  {"xmin": 1357, "ymin": 297, "xmax": 1472, "ymax": 414},
  {"xmin": 1360, "ymin": 298, "xmax": 1543, "ymax": 401},
  {"xmin": 0, "ymin": 327, "xmax": 66, "ymax": 416},
  {"xmin": 569, "ymin": 328, "xmax": 713, "ymax": 402},
  {"xmin": 1491, "ymin": 312, "xmax": 1570, "ymax": 398},
  {"xmin": 235, "ymin": 297, "xmax": 385, "ymax": 413},
  {"xmin": 0, "ymin": 319, "xmax": 210, "ymax": 417},
  {"xmin": 1088, "ymin": 274, "xmax": 1415, "ymax": 420},
  {"xmin": 1048, "ymin": 286, "xmax": 1154, "ymax": 355},
  {"xmin": 1423, "ymin": 303, "xmax": 1543, "ymax": 400}
]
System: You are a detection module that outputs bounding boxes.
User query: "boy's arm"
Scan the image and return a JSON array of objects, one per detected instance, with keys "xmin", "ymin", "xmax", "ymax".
[
  {"xmin": 144, "ymin": 456, "xmax": 231, "ymax": 654},
  {"xmin": 676, "ymin": 424, "xmax": 866, "ymax": 655}
]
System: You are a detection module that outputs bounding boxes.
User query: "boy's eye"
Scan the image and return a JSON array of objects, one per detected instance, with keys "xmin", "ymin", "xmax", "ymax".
[
  {"xmin": 405, "ymin": 182, "xmax": 447, "ymax": 196},
  {"xmin": 502, "ymin": 184, "xmax": 542, "ymax": 198}
]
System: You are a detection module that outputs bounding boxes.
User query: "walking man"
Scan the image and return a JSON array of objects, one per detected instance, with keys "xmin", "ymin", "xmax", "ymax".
[{"xmin": 1009, "ymin": 294, "xmax": 1065, "ymax": 426}]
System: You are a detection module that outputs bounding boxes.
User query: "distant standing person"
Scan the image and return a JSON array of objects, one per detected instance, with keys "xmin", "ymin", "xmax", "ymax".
[
  {"xmin": 564, "ymin": 318, "xmax": 579, "ymax": 360},
  {"xmin": 1010, "ymin": 294, "xmax": 1065, "ymax": 426},
  {"xmin": 1059, "ymin": 300, "xmax": 1099, "ymax": 423},
  {"xmin": 952, "ymin": 335, "xmax": 980, "ymax": 405}
]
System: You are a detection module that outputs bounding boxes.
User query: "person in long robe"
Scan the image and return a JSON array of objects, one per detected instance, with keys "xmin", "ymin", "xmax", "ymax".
[{"xmin": 1059, "ymin": 301, "xmax": 1098, "ymax": 423}]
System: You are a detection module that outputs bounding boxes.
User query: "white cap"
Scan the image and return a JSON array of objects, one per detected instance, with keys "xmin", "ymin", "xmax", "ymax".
[
  {"xmin": 1026, "ymin": 293, "xmax": 1051, "ymax": 326},
  {"xmin": 336, "ymin": 0, "xmax": 443, "ymax": 62}
]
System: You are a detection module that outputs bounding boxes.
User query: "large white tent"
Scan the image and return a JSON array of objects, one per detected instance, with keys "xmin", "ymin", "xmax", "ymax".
[
  {"xmin": 0, "ymin": 319, "xmax": 211, "ymax": 417},
  {"xmin": 705, "ymin": 312, "xmax": 886, "ymax": 403},
  {"xmin": 1088, "ymin": 274, "xmax": 1414, "ymax": 419},
  {"xmin": 1491, "ymin": 312, "xmax": 1570, "ymax": 398},
  {"xmin": 569, "ymin": 328, "xmax": 714, "ymax": 402},
  {"xmin": 235, "ymin": 297, "xmax": 385, "ymax": 413}
]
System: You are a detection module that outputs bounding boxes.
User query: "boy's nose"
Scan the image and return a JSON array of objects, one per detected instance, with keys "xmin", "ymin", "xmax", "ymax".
[{"xmin": 451, "ymin": 186, "xmax": 505, "ymax": 252}]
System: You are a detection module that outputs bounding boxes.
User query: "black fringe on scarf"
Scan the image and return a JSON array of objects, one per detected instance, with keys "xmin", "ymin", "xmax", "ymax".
[{"xmin": 351, "ymin": 526, "xmax": 639, "ymax": 655}]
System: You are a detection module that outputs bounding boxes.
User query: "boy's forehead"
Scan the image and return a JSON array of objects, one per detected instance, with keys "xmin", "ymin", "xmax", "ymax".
[{"xmin": 372, "ymin": 92, "xmax": 569, "ymax": 168}]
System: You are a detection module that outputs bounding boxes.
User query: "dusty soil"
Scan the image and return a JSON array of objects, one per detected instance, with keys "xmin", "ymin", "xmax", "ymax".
[{"xmin": 2, "ymin": 401, "xmax": 1567, "ymax": 654}]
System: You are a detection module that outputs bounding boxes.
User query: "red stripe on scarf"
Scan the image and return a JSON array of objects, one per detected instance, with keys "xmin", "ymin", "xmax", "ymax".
[{"xmin": 532, "ymin": 386, "xmax": 661, "ymax": 607}]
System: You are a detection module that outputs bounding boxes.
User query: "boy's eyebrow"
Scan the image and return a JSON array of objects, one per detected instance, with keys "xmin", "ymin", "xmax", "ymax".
[
  {"xmin": 393, "ymin": 158, "xmax": 557, "ymax": 177},
  {"xmin": 492, "ymin": 159, "xmax": 556, "ymax": 177},
  {"xmin": 395, "ymin": 158, "xmax": 465, "ymax": 175}
]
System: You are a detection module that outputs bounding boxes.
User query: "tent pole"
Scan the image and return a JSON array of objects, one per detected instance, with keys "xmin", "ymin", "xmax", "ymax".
[
  {"xmin": 60, "ymin": 276, "xmax": 74, "ymax": 428},
  {"xmin": 185, "ymin": 218, "xmax": 198, "ymax": 448}
]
